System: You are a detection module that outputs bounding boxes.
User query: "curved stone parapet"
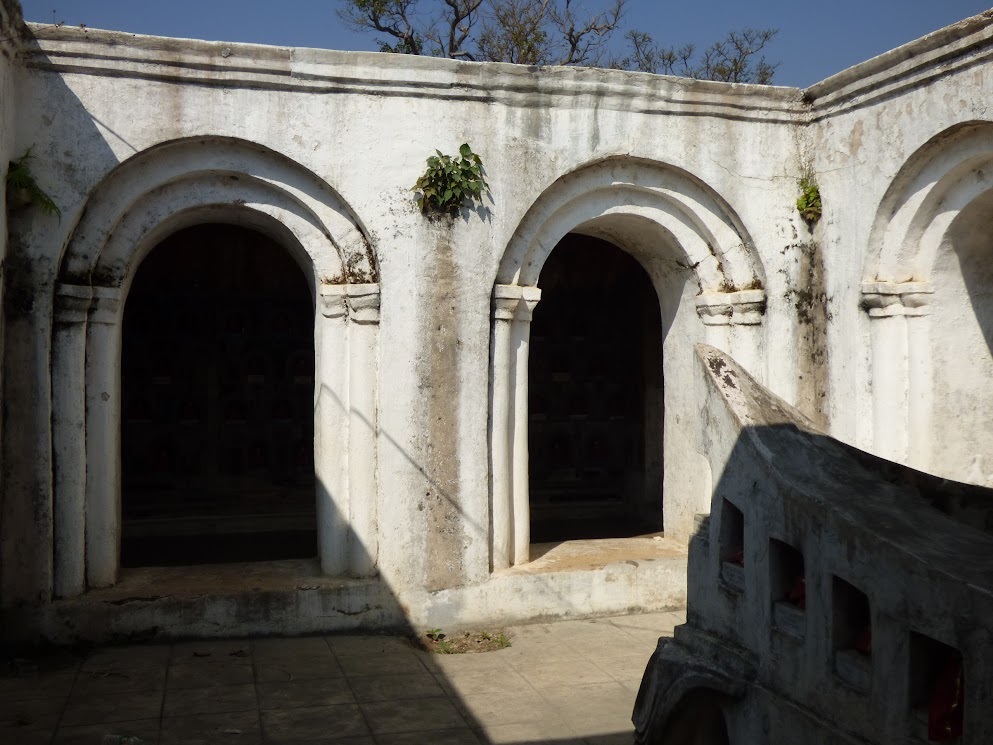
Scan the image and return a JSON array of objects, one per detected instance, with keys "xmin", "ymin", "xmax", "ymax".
[{"xmin": 635, "ymin": 344, "xmax": 993, "ymax": 744}]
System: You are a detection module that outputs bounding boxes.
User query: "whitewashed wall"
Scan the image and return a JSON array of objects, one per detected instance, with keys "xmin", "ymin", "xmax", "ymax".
[{"xmin": 4, "ymin": 6, "xmax": 993, "ymax": 631}]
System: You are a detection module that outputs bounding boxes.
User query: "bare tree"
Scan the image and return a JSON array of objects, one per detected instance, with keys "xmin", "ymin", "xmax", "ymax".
[
  {"xmin": 692, "ymin": 28, "xmax": 778, "ymax": 84},
  {"xmin": 548, "ymin": 0, "xmax": 624, "ymax": 66},
  {"xmin": 338, "ymin": 0, "xmax": 627, "ymax": 66},
  {"xmin": 337, "ymin": 0, "xmax": 779, "ymax": 84},
  {"xmin": 337, "ymin": 0, "xmax": 425, "ymax": 54},
  {"xmin": 616, "ymin": 27, "xmax": 779, "ymax": 84},
  {"xmin": 423, "ymin": 0, "xmax": 487, "ymax": 59},
  {"xmin": 477, "ymin": 0, "xmax": 553, "ymax": 65}
]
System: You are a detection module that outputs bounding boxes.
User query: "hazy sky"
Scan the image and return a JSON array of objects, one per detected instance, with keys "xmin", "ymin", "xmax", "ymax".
[{"xmin": 18, "ymin": 1, "xmax": 993, "ymax": 88}]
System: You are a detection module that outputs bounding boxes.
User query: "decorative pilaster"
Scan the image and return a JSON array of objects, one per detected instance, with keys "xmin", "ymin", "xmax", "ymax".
[
  {"xmin": 315, "ymin": 285, "xmax": 349, "ymax": 576},
  {"xmin": 85, "ymin": 286, "xmax": 123, "ymax": 589},
  {"xmin": 511, "ymin": 287, "xmax": 541, "ymax": 567},
  {"xmin": 52, "ymin": 284, "xmax": 92, "ymax": 598},
  {"xmin": 345, "ymin": 284, "xmax": 381, "ymax": 577},
  {"xmin": 489, "ymin": 285, "xmax": 520, "ymax": 571},
  {"xmin": 862, "ymin": 282, "xmax": 933, "ymax": 468}
]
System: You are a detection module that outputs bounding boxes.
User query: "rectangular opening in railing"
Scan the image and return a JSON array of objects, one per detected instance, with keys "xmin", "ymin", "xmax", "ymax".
[
  {"xmin": 832, "ymin": 576, "xmax": 872, "ymax": 691},
  {"xmin": 908, "ymin": 631, "xmax": 964, "ymax": 743},
  {"xmin": 769, "ymin": 538, "xmax": 805, "ymax": 639},
  {"xmin": 718, "ymin": 499, "xmax": 745, "ymax": 592}
]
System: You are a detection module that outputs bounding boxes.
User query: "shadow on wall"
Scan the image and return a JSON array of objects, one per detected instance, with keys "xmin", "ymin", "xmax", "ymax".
[
  {"xmin": 633, "ymin": 344, "xmax": 993, "ymax": 744},
  {"xmin": 2, "ymin": 22, "xmax": 121, "ymax": 606}
]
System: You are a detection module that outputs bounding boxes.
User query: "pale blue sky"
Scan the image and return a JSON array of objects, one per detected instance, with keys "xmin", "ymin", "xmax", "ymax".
[{"xmin": 18, "ymin": 1, "xmax": 993, "ymax": 87}]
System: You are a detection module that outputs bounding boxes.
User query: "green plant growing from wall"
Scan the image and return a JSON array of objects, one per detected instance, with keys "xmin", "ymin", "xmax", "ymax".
[
  {"xmin": 412, "ymin": 143, "xmax": 489, "ymax": 217},
  {"xmin": 5, "ymin": 147, "xmax": 60, "ymax": 219},
  {"xmin": 796, "ymin": 176, "xmax": 822, "ymax": 224}
]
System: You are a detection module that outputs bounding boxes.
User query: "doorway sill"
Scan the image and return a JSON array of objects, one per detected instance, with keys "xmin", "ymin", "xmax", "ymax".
[{"xmin": 502, "ymin": 533, "xmax": 687, "ymax": 575}]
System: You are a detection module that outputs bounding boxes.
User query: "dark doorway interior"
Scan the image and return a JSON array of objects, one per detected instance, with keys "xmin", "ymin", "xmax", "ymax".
[
  {"xmin": 529, "ymin": 234, "xmax": 664, "ymax": 543},
  {"xmin": 121, "ymin": 224, "xmax": 316, "ymax": 567}
]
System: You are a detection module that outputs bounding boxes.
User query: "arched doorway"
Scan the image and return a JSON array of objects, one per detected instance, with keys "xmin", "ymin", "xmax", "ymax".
[
  {"xmin": 529, "ymin": 235, "xmax": 664, "ymax": 542},
  {"xmin": 120, "ymin": 223, "xmax": 316, "ymax": 566}
]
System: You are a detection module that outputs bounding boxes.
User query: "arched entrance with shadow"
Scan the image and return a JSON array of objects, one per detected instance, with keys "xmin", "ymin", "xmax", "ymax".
[
  {"xmin": 120, "ymin": 223, "xmax": 316, "ymax": 567},
  {"xmin": 489, "ymin": 156, "xmax": 767, "ymax": 569},
  {"xmin": 528, "ymin": 234, "xmax": 664, "ymax": 542}
]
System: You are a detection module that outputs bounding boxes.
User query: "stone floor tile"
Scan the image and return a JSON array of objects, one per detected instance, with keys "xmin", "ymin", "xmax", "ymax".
[
  {"xmin": 454, "ymin": 691, "xmax": 554, "ymax": 728},
  {"xmin": 255, "ymin": 655, "xmax": 344, "ymax": 683},
  {"xmin": 327, "ymin": 635, "xmax": 416, "ymax": 657},
  {"xmin": 540, "ymin": 681, "xmax": 638, "ymax": 738},
  {"xmin": 377, "ymin": 727, "xmax": 483, "ymax": 744},
  {"xmin": 338, "ymin": 651, "xmax": 427, "ymax": 677},
  {"xmin": 582, "ymin": 732, "xmax": 638, "ymax": 744},
  {"xmin": 55, "ymin": 718, "xmax": 160, "ymax": 745},
  {"xmin": 1, "ymin": 726, "xmax": 60, "ymax": 744},
  {"xmin": 258, "ymin": 677, "xmax": 354, "ymax": 709},
  {"xmin": 162, "ymin": 683, "xmax": 256, "ymax": 717},
  {"xmin": 497, "ymin": 643, "xmax": 585, "ymax": 668},
  {"xmin": 252, "ymin": 636, "xmax": 333, "ymax": 659},
  {"xmin": 360, "ymin": 697, "xmax": 467, "ymax": 735},
  {"xmin": 418, "ymin": 650, "xmax": 515, "ymax": 674},
  {"xmin": 0, "ymin": 695, "xmax": 67, "ymax": 730},
  {"xmin": 0, "ymin": 670, "xmax": 76, "ymax": 700},
  {"xmin": 261, "ymin": 703, "xmax": 370, "ymax": 742},
  {"xmin": 75, "ymin": 665, "xmax": 167, "ymax": 695},
  {"xmin": 61, "ymin": 688, "xmax": 163, "ymax": 727},
  {"xmin": 557, "ymin": 625, "xmax": 645, "ymax": 650},
  {"xmin": 167, "ymin": 660, "xmax": 254, "ymax": 689},
  {"xmin": 588, "ymin": 654, "xmax": 651, "ymax": 683},
  {"xmin": 80, "ymin": 644, "xmax": 169, "ymax": 670},
  {"xmin": 82, "ymin": 645, "xmax": 171, "ymax": 672},
  {"xmin": 615, "ymin": 629, "xmax": 668, "ymax": 648},
  {"xmin": 607, "ymin": 611, "xmax": 681, "ymax": 632},
  {"xmin": 159, "ymin": 710, "xmax": 262, "ymax": 745},
  {"xmin": 516, "ymin": 658, "xmax": 615, "ymax": 689},
  {"xmin": 348, "ymin": 672, "xmax": 444, "ymax": 702},
  {"xmin": 170, "ymin": 639, "xmax": 252, "ymax": 663},
  {"xmin": 476, "ymin": 719, "xmax": 583, "ymax": 745},
  {"xmin": 436, "ymin": 667, "xmax": 532, "ymax": 697}
]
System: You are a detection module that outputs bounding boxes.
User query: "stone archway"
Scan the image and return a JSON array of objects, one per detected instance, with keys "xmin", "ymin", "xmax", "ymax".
[
  {"xmin": 50, "ymin": 137, "xmax": 381, "ymax": 597},
  {"xmin": 490, "ymin": 157, "xmax": 766, "ymax": 569},
  {"xmin": 528, "ymin": 234, "xmax": 664, "ymax": 543},
  {"xmin": 119, "ymin": 223, "xmax": 317, "ymax": 567},
  {"xmin": 862, "ymin": 122, "xmax": 993, "ymax": 477}
]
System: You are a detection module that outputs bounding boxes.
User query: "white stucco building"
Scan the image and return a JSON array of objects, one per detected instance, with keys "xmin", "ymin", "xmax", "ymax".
[{"xmin": 2, "ymin": 0, "xmax": 993, "ymax": 669}]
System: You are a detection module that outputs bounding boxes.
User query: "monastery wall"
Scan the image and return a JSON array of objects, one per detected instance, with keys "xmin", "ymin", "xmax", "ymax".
[{"xmin": 3, "ymin": 6, "xmax": 993, "ymax": 638}]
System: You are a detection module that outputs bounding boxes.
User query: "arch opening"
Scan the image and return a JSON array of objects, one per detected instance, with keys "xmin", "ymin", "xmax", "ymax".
[
  {"xmin": 120, "ymin": 223, "xmax": 317, "ymax": 567},
  {"xmin": 529, "ymin": 234, "xmax": 665, "ymax": 542}
]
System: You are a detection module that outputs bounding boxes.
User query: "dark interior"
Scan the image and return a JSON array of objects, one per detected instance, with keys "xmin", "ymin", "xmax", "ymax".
[
  {"xmin": 121, "ymin": 223, "xmax": 316, "ymax": 566},
  {"xmin": 529, "ymin": 234, "xmax": 664, "ymax": 543}
]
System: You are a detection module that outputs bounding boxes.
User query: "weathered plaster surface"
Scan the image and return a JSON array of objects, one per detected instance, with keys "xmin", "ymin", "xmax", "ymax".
[
  {"xmin": 634, "ymin": 345, "xmax": 993, "ymax": 743},
  {"xmin": 4, "ymin": 3, "xmax": 993, "ymax": 640}
]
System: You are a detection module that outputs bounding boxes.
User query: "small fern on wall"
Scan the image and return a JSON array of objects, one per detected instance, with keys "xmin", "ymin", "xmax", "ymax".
[{"xmin": 5, "ymin": 146, "xmax": 60, "ymax": 219}]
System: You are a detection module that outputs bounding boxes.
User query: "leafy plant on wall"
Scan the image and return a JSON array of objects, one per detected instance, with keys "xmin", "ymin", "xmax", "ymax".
[
  {"xmin": 5, "ymin": 146, "xmax": 60, "ymax": 219},
  {"xmin": 412, "ymin": 143, "xmax": 489, "ymax": 217},
  {"xmin": 796, "ymin": 176, "xmax": 821, "ymax": 224}
]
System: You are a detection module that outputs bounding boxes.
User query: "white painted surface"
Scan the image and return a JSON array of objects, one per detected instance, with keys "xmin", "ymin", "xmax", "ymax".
[{"xmin": 3, "ymin": 4, "xmax": 993, "ymax": 634}]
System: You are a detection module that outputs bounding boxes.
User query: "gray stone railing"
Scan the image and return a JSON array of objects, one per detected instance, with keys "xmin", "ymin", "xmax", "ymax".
[{"xmin": 634, "ymin": 344, "xmax": 993, "ymax": 744}]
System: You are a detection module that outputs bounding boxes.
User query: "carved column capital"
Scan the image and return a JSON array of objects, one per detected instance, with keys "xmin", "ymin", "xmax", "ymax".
[
  {"xmin": 861, "ymin": 282, "xmax": 933, "ymax": 318},
  {"xmin": 493, "ymin": 284, "xmax": 523, "ymax": 321},
  {"xmin": 88, "ymin": 286, "xmax": 122, "ymax": 325},
  {"xmin": 696, "ymin": 289, "xmax": 767, "ymax": 326},
  {"xmin": 515, "ymin": 286, "xmax": 541, "ymax": 323},
  {"xmin": 319, "ymin": 284, "xmax": 348, "ymax": 319},
  {"xmin": 346, "ymin": 283, "xmax": 381, "ymax": 324},
  {"xmin": 55, "ymin": 283, "xmax": 93, "ymax": 324}
]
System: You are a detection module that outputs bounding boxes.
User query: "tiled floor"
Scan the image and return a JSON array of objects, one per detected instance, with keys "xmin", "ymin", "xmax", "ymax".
[{"xmin": 0, "ymin": 610, "xmax": 684, "ymax": 745}]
